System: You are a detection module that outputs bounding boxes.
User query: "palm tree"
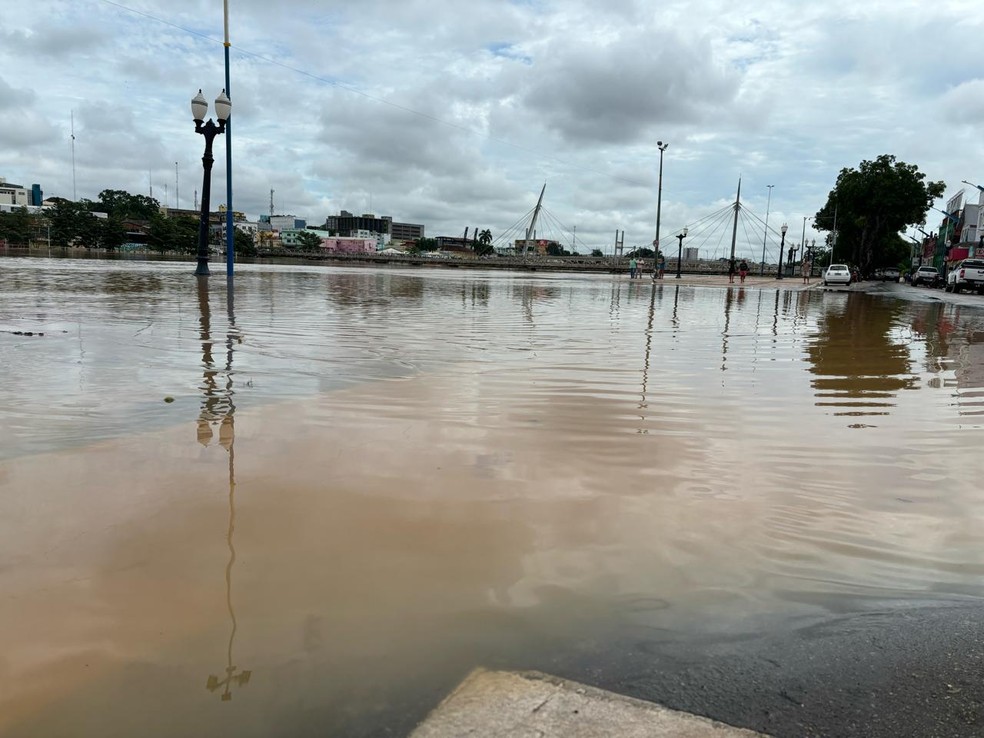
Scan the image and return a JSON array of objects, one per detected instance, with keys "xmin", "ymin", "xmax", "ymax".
[{"xmin": 478, "ymin": 229, "xmax": 493, "ymax": 246}]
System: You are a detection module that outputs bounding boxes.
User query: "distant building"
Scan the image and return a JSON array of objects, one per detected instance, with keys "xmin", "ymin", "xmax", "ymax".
[
  {"xmin": 390, "ymin": 220, "xmax": 425, "ymax": 241},
  {"xmin": 683, "ymin": 246, "xmax": 699, "ymax": 261},
  {"xmin": 0, "ymin": 179, "xmax": 30, "ymax": 207},
  {"xmin": 281, "ymin": 228, "xmax": 330, "ymax": 248},
  {"xmin": 323, "ymin": 210, "xmax": 425, "ymax": 241},
  {"xmin": 351, "ymin": 228, "xmax": 391, "ymax": 250},
  {"xmin": 268, "ymin": 214, "xmax": 306, "ymax": 231},
  {"xmin": 218, "ymin": 204, "xmax": 247, "ymax": 222},
  {"xmin": 321, "ymin": 236, "xmax": 376, "ymax": 254}
]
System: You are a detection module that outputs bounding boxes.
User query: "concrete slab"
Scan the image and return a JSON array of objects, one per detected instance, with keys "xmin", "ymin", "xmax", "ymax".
[{"xmin": 410, "ymin": 669, "xmax": 768, "ymax": 738}]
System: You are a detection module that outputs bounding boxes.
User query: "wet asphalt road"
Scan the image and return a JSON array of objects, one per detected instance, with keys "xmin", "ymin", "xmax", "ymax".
[{"xmin": 556, "ymin": 603, "xmax": 984, "ymax": 738}]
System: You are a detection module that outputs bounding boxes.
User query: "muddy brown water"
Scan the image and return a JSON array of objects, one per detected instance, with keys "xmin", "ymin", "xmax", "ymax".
[{"xmin": 1, "ymin": 258, "xmax": 982, "ymax": 737}]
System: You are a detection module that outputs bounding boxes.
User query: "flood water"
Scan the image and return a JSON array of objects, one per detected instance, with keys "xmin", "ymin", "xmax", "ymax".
[{"xmin": 1, "ymin": 257, "xmax": 983, "ymax": 737}]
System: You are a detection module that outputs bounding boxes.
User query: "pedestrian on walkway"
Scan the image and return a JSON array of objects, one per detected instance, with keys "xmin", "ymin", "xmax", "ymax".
[
  {"xmin": 802, "ymin": 257, "xmax": 812, "ymax": 284},
  {"xmin": 728, "ymin": 258, "xmax": 736, "ymax": 284},
  {"xmin": 738, "ymin": 259, "xmax": 749, "ymax": 283},
  {"xmin": 657, "ymin": 254, "xmax": 666, "ymax": 279},
  {"xmin": 629, "ymin": 257, "xmax": 638, "ymax": 279}
]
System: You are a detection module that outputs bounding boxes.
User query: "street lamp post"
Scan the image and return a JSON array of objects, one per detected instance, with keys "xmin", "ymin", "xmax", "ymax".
[
  {"xmin": 776, "ymin": 223, "xmax": 788, "ymax": 279},
  {"xmin": 675, "ymin": 227, "xmax": 688, "ymax": 279},
  {"xmin": 652, "ymin": 141, "xmax": 668, "ymax": 279},
  {"xmin": 760, "ymin": 184, "xmax": 773, "ymax": 276},
  {"xmin": 191, "ymin": 89, "xmax": 232, "ymax": 277}
]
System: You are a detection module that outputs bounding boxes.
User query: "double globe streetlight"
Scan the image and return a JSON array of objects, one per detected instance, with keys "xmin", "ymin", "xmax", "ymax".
[
  {"xmin": 776, "ymin": 223, "xmax": 788, "ymax": 280},
  {"xmin": 191, "ymin": 89, "xmax": 232, "ymax": 277}
]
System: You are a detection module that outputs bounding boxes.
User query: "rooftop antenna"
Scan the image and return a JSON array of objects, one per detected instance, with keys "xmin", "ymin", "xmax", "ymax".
[
  {"xmin": 269, "ymin": 188, "xmax": 274, "ymax": 218},
  {"xmin": 71, "ymin": 111, "xmax": 77, "ymax": 200}
]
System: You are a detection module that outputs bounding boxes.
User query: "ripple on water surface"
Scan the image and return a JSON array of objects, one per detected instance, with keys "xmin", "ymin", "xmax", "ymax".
[{"xmin": 1, "ymin": 258, "xmax": 983, "ymax": 736}]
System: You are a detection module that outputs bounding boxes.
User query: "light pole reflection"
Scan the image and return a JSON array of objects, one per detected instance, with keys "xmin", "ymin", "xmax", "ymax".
[
  {"xmin": 196, "ymin": 280, "xmax": 251, "ymax": 701},
  {"xmin": 637, "ymin": 284, "xmax": 658, "ymax": 432}
]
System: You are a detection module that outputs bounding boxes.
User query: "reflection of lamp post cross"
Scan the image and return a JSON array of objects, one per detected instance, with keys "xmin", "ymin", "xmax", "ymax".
[{"xmin": 207, "ymin": 664, "xmax": 251, "ymax": 701}]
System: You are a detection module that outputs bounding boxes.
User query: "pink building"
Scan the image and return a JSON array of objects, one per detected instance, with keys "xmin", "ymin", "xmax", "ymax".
[{"xmin": 321, "ymin": 237, "xmax": 376, "ymax": 254}]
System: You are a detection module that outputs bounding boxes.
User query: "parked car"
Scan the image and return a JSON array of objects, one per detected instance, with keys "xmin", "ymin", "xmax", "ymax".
[
  {"xmin": 823, "ymin": 264, "xmax": 852, "ymax": 286},
  {"xmin": 912, "ymin": 266, "xmax": 941, "ymax": 287},
  {"xmin": 881, "ymin": 267, "xmax": 900, "ymax": 281},
  {"xmin": 945, "ymin": 259, "xmax": 984, "ymax": 293}
]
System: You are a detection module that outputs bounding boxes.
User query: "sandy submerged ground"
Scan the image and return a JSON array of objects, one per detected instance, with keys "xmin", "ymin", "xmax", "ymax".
[
  {"xmin": 2, "ymin": 260, "xmax": 984, "ymax": 737},
  {"xmin": 2, "ymin": 360, "xmax": 983, "ymax": 737}
]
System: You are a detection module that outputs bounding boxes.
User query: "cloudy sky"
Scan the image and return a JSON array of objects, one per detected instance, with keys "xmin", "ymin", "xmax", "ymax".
[{"xmin": 2, "ymin": 0, "xmax": 983, "ymax": 259}]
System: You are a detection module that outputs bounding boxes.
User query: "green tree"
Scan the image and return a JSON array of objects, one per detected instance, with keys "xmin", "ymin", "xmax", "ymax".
[
  {"xmin": 590, "ymin": 248, "xmax": 604, "ymax": 257},
  {"xmin": 234, "ymin": 228, "xmax": 257, "ymax": 257},
  {"xmin": 545, "ymin": 243, "xmax": 570, "ymax": 256},
  {"xmin": 411, "ymin": 237, "xmax": 438, "ymax": 253},
  {"xmin": 815, "ymin": 155, "xmax": 945, "ymax": 272},
  {"xmin": 478, "ymin": 228, "xmax": 492, "ymax": 246},
  {"xmin": 48, "ymin": 198, "xmax": 102, "ymax": 247},
  {"xmin": 295, "ymin": 230, "xmax": 324, "ymax": 251},
  {"xmin": 95, "ymin": 189, "xmax": 161, "ymax": 221},
  {"xmin": 98, "ymin": 216, "xmax": 127, "ymax": 251},
  {"xmin": 0, "ymin": 207, "xmax": 37, "ymax": 245}
]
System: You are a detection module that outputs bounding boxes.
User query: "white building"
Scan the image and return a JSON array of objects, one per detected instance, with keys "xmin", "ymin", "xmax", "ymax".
[
  {"xmin": 0, "ymin": 179, "xmax": 30, "ymax": 206},
  {"xmin": 352, "ymin": 228, "xmax": 391, "ymax": 250}
]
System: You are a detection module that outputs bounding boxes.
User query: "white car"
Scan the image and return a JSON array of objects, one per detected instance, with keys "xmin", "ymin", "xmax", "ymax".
[{"xmin": 823, "ymin": 264, "xmax": 852, "ymax": 286}]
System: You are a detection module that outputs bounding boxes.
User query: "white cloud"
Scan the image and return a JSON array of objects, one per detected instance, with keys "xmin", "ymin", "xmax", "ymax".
[{"xmin": 0, "ymin": 0, "xmax": 981, "ymax": 256}]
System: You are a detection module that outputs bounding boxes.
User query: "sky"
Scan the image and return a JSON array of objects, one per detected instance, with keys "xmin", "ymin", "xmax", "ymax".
[{"xmin": 2, "ymin": 0, "xmax": 984, "ymax": 260}]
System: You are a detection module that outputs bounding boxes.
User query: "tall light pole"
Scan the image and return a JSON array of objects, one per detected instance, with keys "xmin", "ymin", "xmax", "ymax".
[
  {"xmin": 760, "ymin": 184, "xmax": 773, "ymax": 276},
  {"xmin": 675, "ymin": 227, "xmax": 688, "ymax": 279},
  {"xmin": 223, "ymin": 0, "xmax": 235, "ymax": 279},
  {"xmin": 799, "ymin": 216, "xmax": 807, "ymax": 278},
  {"xmin": 776, "ymin": 223, "xmax": 788, "ymax": 279},
  {"xmin": 652, "ymin": 141, "xmax": 668, "ymax": 279},
  {"xmin": 191, "ymin": 89, "xmax": 232, "ymax": 277}
]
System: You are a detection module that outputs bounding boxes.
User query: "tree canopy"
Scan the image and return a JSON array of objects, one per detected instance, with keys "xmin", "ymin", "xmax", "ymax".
[
  {"xmin": 815, "ymin": 155, "xmax": 944, "ymax": 271},
  {"xmin": 294, "ymin": 230, "xmax": 324, "ymax": 251}
]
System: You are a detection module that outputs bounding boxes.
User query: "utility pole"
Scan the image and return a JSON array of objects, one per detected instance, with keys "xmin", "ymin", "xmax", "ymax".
[
  {"xmin": 175, "ymin": 162, "xmax": 180, "ymax": 209},
  {"xmin": 760, "ymin": 185, "xmax": 773, "ymax": 276},
  {"xmin": 269, "ymin": 189, "xmax": 275, "ymax": 219}
]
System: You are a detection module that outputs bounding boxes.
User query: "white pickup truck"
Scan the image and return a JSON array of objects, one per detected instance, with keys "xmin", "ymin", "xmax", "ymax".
[{"xmin": 946, "ymin": 258, "xmax": 984, "ymax": 294}]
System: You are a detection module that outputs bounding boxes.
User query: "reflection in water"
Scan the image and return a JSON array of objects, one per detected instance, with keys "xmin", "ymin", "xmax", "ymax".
[
  {"xmin": 4, "ymin": 260, "xmax": 984, "ymax": 736},
  {"xmin": 637, "ymin": 285, "xmax": 657, "ymax": 433},
  {"xmin": 196, "ymin": 278, "xmax": 251, "ymax": 701},
  {"xmin": 806, "ymin": 294, "xmax": 915, "ymax": 416},
  {"xmin": 721, "ymin": 287, "xmax": 734, "ymax": 372}
]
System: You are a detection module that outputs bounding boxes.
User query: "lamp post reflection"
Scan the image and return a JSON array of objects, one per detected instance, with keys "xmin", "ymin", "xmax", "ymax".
[
  {"xmin": 637, "ymin": 284, "xmax": 658, "ymax": 433},
  {"xmin": 196, "ymin": 279, "xmax": 251, "ymax": 701}
]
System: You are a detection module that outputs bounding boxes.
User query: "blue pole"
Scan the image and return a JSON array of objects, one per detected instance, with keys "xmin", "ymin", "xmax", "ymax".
[{"xmin": 224, "ymin": 1, "xmax": 234, "ymax": 279}]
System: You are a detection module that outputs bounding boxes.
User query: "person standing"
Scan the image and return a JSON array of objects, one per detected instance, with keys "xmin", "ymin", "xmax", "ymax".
[
  {"xmin": 629, "ymin": 257, "xmax": 638, "ymax": 279},
  {"xmin": 738, "ymin": 259, "xmax": 749, "ymax": 283},
  {"xmin": 728, "ymin": 258, "xmax": 736, "ymax": 284},
  {"xmin": 657, "ymin": 254, "xmax": 666, "ymax": 279},
  {"xmin": 802, "ymin": 256, "xmax": 812, "ymax": 284}
]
